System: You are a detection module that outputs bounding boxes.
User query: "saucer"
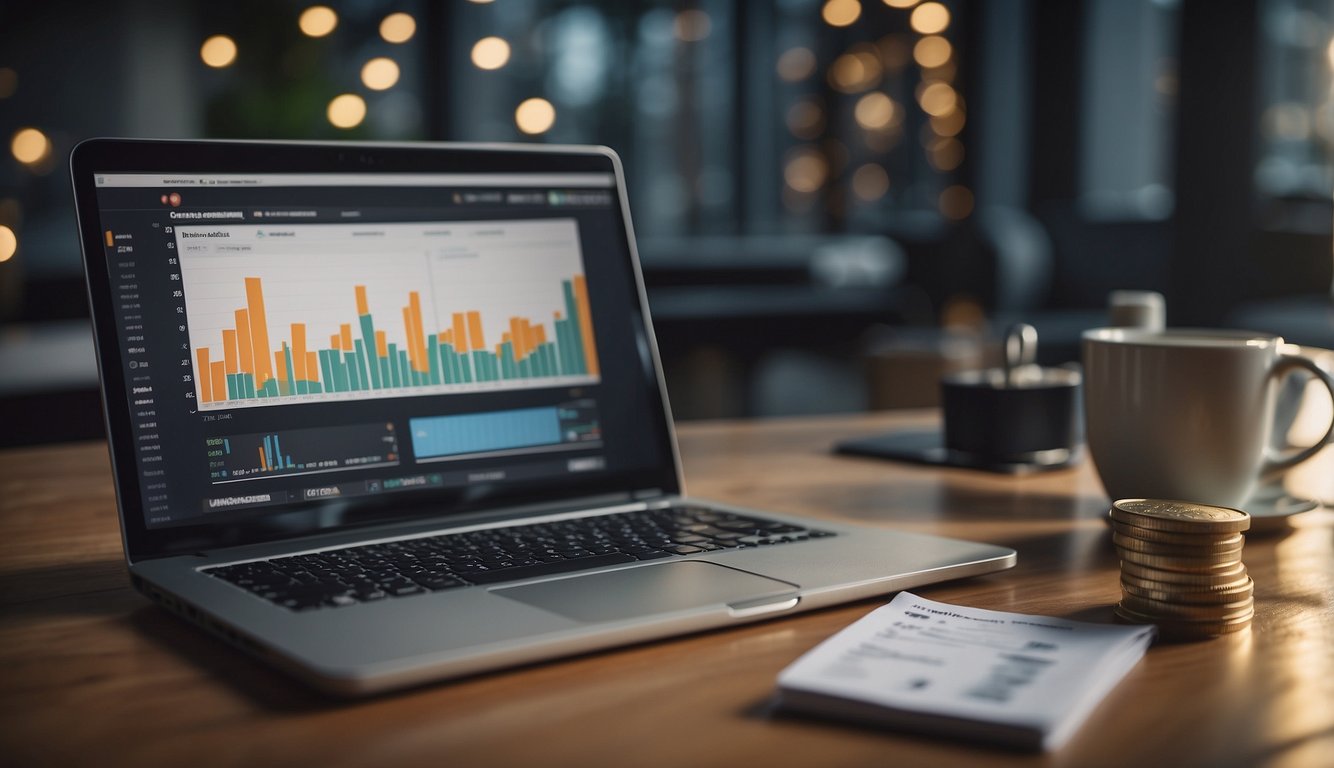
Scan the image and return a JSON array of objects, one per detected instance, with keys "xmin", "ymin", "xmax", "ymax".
[{"xmin": 1241, "ymin": 485, "xmax": 1321, "ymax": 533}]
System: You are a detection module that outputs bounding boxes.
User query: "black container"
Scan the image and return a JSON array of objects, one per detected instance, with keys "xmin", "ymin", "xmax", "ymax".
[{"xmin": 940, "ymin": 367, "xmax": 1082, "ymax": 464}]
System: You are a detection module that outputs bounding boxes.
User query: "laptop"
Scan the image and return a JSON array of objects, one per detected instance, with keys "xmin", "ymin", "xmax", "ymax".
[{"xmin": 70, "ymin": 138, "xmax": 1015, "ymax": 696}]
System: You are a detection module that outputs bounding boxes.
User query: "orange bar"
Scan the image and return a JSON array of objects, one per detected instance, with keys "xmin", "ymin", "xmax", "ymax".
[
  {"xmin": 521, "ymin": 320, "xmax": 537, "ymax": 358},
  {"xmin": 467, "ymin": 311, "xmax": 485, "ymax": 352},
  {"xmin": 452, "ymin": 313, "xmax": 468, "ymax": 351},
  {"xmin": 196, "ymin": 348, "xmax": 213, "ymax": 402},
  {"xmin": 355, "ymin": 285, "xmax": 370, "ymax": 316},
  {"xmin": 534, "ymin": 325, "xmax": 547, "ymax": 345},
  {"xmin": 259, "ymin": 446, "xmax": 268, "ymax": 472},
  {"xmin": 438, "ymin": 331, "xmax": 450, "ymax": 346},
  {"xmin": 340, "ymin": 323, "xmax": 353, "ymax": 352},
  {"xmin": 402, "ymin": 307, "xmax": 421, "ymax": 372},
  {"xmin": 306, "ymin": 352, "xmax": 319, "ymax": 383},
  {"xmin": 105, "ymin": 230, "xmax": 115, "ymax": 247},
  {"xmin": 210, "ymin": 362, "xmax": 226, "ymax": 403},
  {"xmin": 222, "ymin": 330, "xmax": 239, "ymax": 375},
  {"xmin": 331, "ymin": 333, "xmax": 341, "ymax": 350},
  {"xmin": 573, "ymin": 276, "xmax": 600, "ymax": 376},
  {"xmin": 291, "ymin": 323, "xmax": 307, "ymax": 382},
  {"xmin": 245, "ymin": 277, "xmax": 274, "ymax": 388},
  {"xmin": 274, "ymin": 349, "xmax": 288, "ymax": 384},
  {"xmin": 408, "ymin": 292, "xmax": 429, "ymax": 372},
  {"xmin": 234, "ymin": 309, "xmax": 253, "ymax": 375},
  {"xmin": 509, "ymin": 318, "xmax": 526, "ymax": 360},
  {"xmin": 375, "ymin": 330, "xmax": 387, "ymax": 358}
]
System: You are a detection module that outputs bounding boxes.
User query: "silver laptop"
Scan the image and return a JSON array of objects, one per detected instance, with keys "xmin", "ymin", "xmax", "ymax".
[{"xmin": 70, "ymin": 138, "xmax": 1015, "ymax": 696}]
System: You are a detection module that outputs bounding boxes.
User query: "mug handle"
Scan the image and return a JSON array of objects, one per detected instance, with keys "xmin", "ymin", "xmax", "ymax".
[{"xmin": 1262, "ymin": 350, "xmax": 1334, "ymax": 473}]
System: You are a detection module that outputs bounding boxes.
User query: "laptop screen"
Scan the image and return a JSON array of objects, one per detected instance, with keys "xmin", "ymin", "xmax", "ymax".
[{"xmin": 75, "ymin": 143, "xmax": 679, "ymax": 558}]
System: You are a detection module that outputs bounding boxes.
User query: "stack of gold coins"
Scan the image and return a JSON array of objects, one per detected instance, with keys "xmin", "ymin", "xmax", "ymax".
[{"xmin": 1109, "ymin": 499, "xmax": 1253, "ymax": 639}]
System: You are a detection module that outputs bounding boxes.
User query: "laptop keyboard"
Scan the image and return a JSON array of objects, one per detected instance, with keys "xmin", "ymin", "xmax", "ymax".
[{"xmin": 204, "ymin": 506, "xmax": 835, "ymax": 612}]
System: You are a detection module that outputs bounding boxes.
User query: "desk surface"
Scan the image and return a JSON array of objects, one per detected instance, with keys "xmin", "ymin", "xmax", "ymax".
[{"xmin": 2, "ymin": 412, "xmax": 1332, "ymax": 767}]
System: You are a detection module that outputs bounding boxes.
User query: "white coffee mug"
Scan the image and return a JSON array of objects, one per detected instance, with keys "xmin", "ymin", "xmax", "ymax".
[{"xmin": 1082, "ymin": 328, "xmax": 1334, "ymax": 508}]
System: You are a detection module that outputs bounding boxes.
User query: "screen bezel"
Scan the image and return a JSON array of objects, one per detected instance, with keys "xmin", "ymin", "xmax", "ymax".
[{"xmin": 70, "ymin": 138, "xmax": 683, "ymax": 562}]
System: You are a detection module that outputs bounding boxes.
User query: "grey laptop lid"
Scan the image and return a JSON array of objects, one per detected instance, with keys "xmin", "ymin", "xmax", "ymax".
[{"xmin": 70, "ymin": 139, "xmax": 683, "ymax": 562}]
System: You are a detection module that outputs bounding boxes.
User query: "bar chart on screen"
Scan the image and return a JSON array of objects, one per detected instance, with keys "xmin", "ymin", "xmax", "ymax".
[{"xmin": 176, "ymin": 219, "xmax": 601, "ymax": 410}]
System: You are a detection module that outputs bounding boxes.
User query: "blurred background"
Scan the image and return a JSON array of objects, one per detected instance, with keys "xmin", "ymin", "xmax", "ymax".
[{"xmin": 1, "ymin": 0, "xmax": 1332, "ymax": 446}]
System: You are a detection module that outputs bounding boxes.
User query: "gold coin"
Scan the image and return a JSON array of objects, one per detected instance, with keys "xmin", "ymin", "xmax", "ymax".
[
  {"xmin": 1119, "ymin": 548, "xmax": 1245, "ymax": 571},
  {"xmin": 1121, "ymin": 574, "xmax": 1254, "ymax": 599},
  {"xmin": 1115, "ymin": 603, "xmax": 1253, "ymax": 637},
  {"xmin": 1111, "ymin": 532, "xmax": 1244, "ymax": 557},
  {"xmin": 1120, "ymin": 560, "xmax": 1247, "ymax": 585},
  {"xmin": 1109, "ymin": 521, "xmax": 1245, "ymax": 549},
  {"xmin": 1119, "ymin": 593, "xmax": 1254, "ymax": 621},
  {"xmin": 1109, "ymin": 499, "xmax": 1251, "ymax": 533}
]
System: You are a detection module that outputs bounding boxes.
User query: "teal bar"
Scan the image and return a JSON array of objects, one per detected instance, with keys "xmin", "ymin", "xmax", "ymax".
[
  {"xmin": 441, "ymin": 346, "xmax": 455, "ymax": 384},
  {"xmin": 518, "ymin": 357, "xmax": 530, "ymax": 379},
  {"xmin": 335, "ymin": 354, "xmax": 351, "ymax": 392},
  {"xmin": 387, "ymin": 344, "xmax": 401, "ymax": 388},
  {"xmin": 344, "ymin": 351, "xmax": 360, "ymax": 391},
  {"xmin": 501, "ymin": 342, "xmax": 515, "ymax": 379},
  {"xmin": 541, "ymin": 344, "xmax": 556, "ymax": 377},
  {"xmin": 428, "ymin": 337, "xmax": 441, "ymax": 385},
  {"xmin": 226, "ymin": 373, "xmax": 239, "ymax": 400},
  {"xmin": 563, "ymin": 282, "xmax": 587, "ymax": 375},
  {"xmin": 310, "ymin": 381, "xmax": 322, "ymax": 393},
  {"xmin": 319, "ymin": 350, "xmax": 335, "ymax": 392},
  {"xmin": 283, "ymin": 345, "xmax": 296, "ymax": 396},
  {"xmin": 461, "ymin": 354, "xmax": 474, "ymax": 383},
  {"xmin": 556, "ymin": 319, "xmax": 574, "ymax": 375},
  {"xmin": 400, "ymin": 351, "xmax": 411, "ymax": 387},
  {"xmin": 379, "ymin": 357, "xmax": 390, "ymax": 388},
  {"xmin": 359, "ymin": 314, "xmax": 381, "ymax": 389},
  {"xmin": 354, "ymin": 341, "xmax": 370, "ymax": 390},
  {"xmin": 240, "ymin": 373, "xmax": 253, "ymax": 398}
]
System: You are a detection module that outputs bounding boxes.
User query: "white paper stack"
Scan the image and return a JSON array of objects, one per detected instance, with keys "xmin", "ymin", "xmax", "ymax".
[{"xmin": 777, "ymin": 592, "xmax": 1156, "ymax": 751}]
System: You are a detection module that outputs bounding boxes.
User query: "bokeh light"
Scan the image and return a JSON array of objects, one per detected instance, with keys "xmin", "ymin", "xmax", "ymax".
[
  {"xmin": 298, "ymin": 6, "xmax": 338, "ymax": 38},
  {"xmin": 852, "ymin": 164, "xmax": 890, "ymax": 201},
  {"xmin": 784, "ymin": 147, "xmax": 829, "ymax": 193},
  {"xmin": 883, "ymin": 0, "xmax": 920, "ymax": 8},
  {"xmin": 917, "ymin": 81, "xmax": 957, "ymax": 116},
  {"xmin": 939, "ymin": 185, "xmax": 974, "ymax": 219},
  {"xmin": 786, "ymin": 101, "xmax": 825, "ymax": 140},
  {"xmin": 822, "ymin": 0, "xmax": 862, "ymax": 28},
  {"xmin": 929, "ymin": 137, "xmax": 964, "ymax": 170},
  {"xmin": 913, "ymin": 36, "xmax": 952, "ymax": 68},
  {"xmin": 910, "ymin": 2, "xmax": 951, "ymax": 34},
  {"xmin": 0, "ymin": 224, "xmax": 15, "ymax": 263},
  {"xmin": 515, "ymin": 98, "xmax": 557, "ymax": 134},
  {"xmin": 200, "ymin": 35, "xmax": 238, "ymax": 68},
  {"xmin": 327, "ymin": 94, "xmax": 367, "ymax": 129},
  {"xmin": 380, "ymin": 13, "xmax": 417, "ymax": 44},
  {"xmin": 854, "ymin": 92, "xmax": 896, "ymax": 130},
  {"xmin": 10, "ymin": 128, "xmax": 51, "ymax": 166},
  {"xmin": 931, "ymin": 108, "xmax": 966, "ymax": 136},
  {"xmin": 471, "ymin": 37, "xmax": 512, "ymax": 70},
  {"xmin": 674, "ymin": 10, "xmax": 712, "ymax": 42},
  {"xmin": 777, "ymin": 47, "xmax": 817, "ymax": 82},
  {"xmin": 361, "ymin": 57, "xmax": 400, "ymax": 90},
  {"xmin": 829, "ymin": 47, "xmax": 883, "ymax": 93}
]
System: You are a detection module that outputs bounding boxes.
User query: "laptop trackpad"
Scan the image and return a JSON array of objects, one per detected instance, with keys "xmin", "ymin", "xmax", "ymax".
[{"xmin": 492, "ymin": 561, "xmax": 799, "ymax": 623}]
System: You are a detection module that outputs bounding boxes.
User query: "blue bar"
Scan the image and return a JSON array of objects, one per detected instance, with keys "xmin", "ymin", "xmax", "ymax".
[
  {"xmin": 273, "ymin": 434, "xmax": 285, "ymax": 469},
  {"xmin": 410, "ymin": 406, "xmax": 563, "ymax": 459}
]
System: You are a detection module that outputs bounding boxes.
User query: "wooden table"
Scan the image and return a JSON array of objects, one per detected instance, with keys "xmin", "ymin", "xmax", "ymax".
[{"xmin": 2, "ymin": 412, "xmax": 1332, "ymax": 767}]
